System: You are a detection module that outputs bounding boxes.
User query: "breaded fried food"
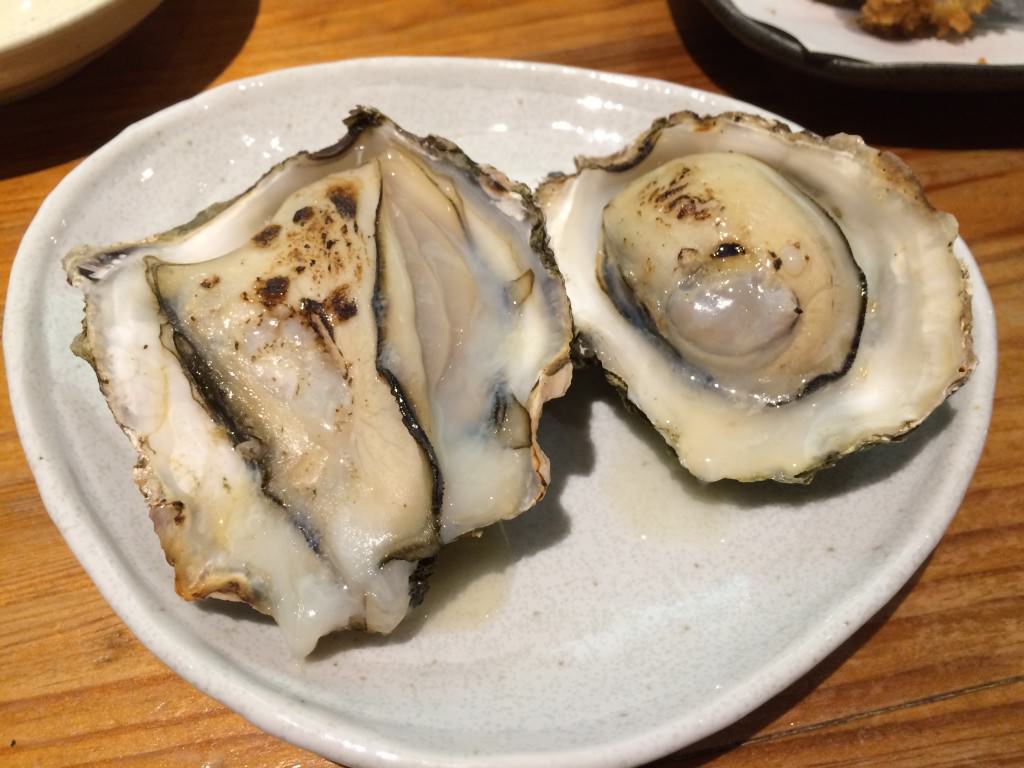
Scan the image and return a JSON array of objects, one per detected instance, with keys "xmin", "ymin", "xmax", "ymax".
[{"xmin": 860, "ymin": 0, "xmax": 991, "ymax": 37}]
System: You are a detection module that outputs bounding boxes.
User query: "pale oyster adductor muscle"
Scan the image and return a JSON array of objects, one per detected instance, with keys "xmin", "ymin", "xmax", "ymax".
[
  {"xmin": 65, "ymin": 108, "xmax": 573, "ymax": 655},
  {"xmin": 539, "ymin": 111, "xmax": 974, "ymax": 482}
]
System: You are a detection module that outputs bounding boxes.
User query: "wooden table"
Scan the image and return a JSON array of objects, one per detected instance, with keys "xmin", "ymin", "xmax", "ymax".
[{"xmin": 2, "ymin": 2, "xmax": 1022, "ymax": 766}]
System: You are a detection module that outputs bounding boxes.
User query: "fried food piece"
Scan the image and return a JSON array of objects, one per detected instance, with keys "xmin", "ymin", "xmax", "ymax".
[{"xmin": 860, "ymin": 0, "xmax": 991, "ymax": 37}]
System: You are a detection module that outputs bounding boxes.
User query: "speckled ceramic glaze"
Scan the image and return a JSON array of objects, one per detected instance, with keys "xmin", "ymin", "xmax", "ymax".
[{"xmin": 4, "ymin": 58, "xmax": 996, "ymax": 768}]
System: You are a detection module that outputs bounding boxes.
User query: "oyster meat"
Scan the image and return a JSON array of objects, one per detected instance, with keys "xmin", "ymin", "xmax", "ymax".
[
  {"xmin": 539, "ymin": 111, "xmax": 974, "ymax": 482},
  {"xmin": 66, "ymin": 108, "xmax": 573, "ymax": 655}
]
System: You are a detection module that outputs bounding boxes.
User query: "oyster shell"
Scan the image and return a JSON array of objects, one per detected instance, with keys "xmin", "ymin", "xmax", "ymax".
[
  {"xmin": 66, "ymin": 108, "xmax": 573, "ymax": 654},
  {"xmin": 539, "ymin": 111, "xmax": 974, "ymax": 482}
]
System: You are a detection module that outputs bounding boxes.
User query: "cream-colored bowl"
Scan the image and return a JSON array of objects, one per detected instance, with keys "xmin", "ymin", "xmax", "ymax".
[{"xmin": 0, "ymin": 0, "xmax": 162, "ymax": 104}]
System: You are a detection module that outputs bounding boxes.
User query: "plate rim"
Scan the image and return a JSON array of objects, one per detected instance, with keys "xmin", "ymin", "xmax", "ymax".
[{"xmin": 3, "ymin": 55, "xmax": 999, "ymax": 768}]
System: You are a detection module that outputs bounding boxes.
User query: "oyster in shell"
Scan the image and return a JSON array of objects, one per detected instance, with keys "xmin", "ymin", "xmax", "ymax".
[
  {"xmin": 65, "ymin": 108, "xmax": 573, "ymax": 655},
  {"xmin": 539, "ymin": 111, "xmax": 974, "ymax": 482}
]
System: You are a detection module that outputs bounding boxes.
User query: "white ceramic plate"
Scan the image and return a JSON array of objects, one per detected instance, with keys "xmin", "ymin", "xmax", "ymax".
[{"xmin": 4, "ymin": 58, "xmax": 996, "ymax": 768}]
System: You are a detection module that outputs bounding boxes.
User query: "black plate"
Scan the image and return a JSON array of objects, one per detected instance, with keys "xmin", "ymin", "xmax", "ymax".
[{"xmin": 700, "ymin": 0, "xmax": 1024, "ymax": 91}]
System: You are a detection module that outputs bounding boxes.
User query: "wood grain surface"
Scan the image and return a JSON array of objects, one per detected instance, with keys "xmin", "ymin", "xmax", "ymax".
[{"xmin": 2, "ymin": 2, "xmax": 1022, "ymax": 766}]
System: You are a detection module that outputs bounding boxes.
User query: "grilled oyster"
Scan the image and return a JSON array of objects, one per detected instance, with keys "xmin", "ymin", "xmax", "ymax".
[
  {"xmin": 539, "ymin": 111, "xmax": 974, "ymax": 482},
  {"xmin": 65, "ymin": 108, "xmax": 573, "ymax": 655}
]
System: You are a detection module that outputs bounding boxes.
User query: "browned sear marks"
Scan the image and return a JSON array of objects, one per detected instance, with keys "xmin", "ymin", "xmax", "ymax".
[
  {"xmin": 199, "ymin": 275, "xmax": 221, "ymax": 289},
  {"xmin": 328, "ymin": 185, "xmax": 357, "ymax": 219},
  {"xmin": 299, "ymin": 286, "xmax": 357, "ymax": 340},
  {"xmin": 252, "ymin": 224, "xmax": 282, "ymax": 246},
  {"xmin": 643, "ymin": 167, "xmax": 716, "ymax": 221},
  {"xmin": 256, "ymin": 275, "xmax": 290, "ymax": 307},
  {"xmin": 651, "ymin": 167, "xmax": 691, "ymax": 204},
  {"xmin": 671, "ymin": 196, "xmax": 714, "ymax": 220},
  {"xmin": 328, "ymin": 285, "xmax": 358, "ymax": 320},
  {"xmin": 292, "ymin": 206, "xmax": 314, "ymax": 224},
  {"xmin": 299, "ymin": 297, "xmax": 333, "ymax": 343}
]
